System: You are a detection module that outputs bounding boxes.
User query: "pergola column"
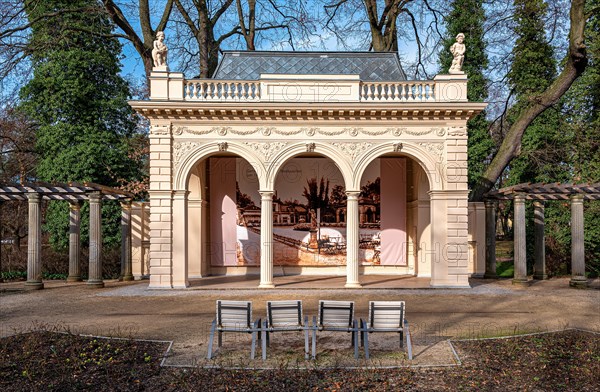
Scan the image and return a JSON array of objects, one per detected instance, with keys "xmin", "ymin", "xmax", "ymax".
[
  {"xmin": 484, "ymin": 200, "xmax": 497, "ymax": 279},
  {"xmin": 25, "ymin": 192, "xmax": 43, "ymax": 290},
  {"xmin": 513, "ymin": 193, "xmax": 528, "ymax": 285},
  {"xmin": 120, "ymin": 199, "xmax": 134, "ymax": 282},
  {"xmin": 87, "ymin": 191, "xmax": 104, "ymax": 288},
  {"xmin": 259, "ymin": 190, "xmax": 275, "ymax": 288},
  {"xmin": 67, "ymin": 202, "xmax": 83, "ymax": 282},
  {"xmin": 533, "ymin": 201, "xmax": 547, "ymax": 280},
  {"xmin": 345, "ymin": 191, "xmax": 362, "ymax": 288},
  {"xmin": 569, "ymin": 194, "xmax": 587, "ymax": 288}
]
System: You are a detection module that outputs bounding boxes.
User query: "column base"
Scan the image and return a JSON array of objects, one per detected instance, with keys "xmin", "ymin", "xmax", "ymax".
[
  {"xmin": 533, "ymin": 274, "xmax": 548, "ymax": 280},
  {"xmin": 512, "ymin": 278, "xmax": 529, "ymax": 286},
  {"xmin": 258, "ymin": 282, "xmax": 275, "ymax": 289},
  {"xmin": 569, "ymin": 277, "xmax": 587, "ymax": 288},
  {"xmin": 471, "ymin": 273, "xmax": 485, "ymax": 278},
  {"xmin": 484, "ymin": 273, "xmax": 498, "ymax": 279},
  {"xmin": 86, "ymin": 280, "xmax": 105, "ymax": 288},
  {"xmin": 67, "ymin": 276, "xmax": 82, "ymax": 282},
  {"xmin": 121, "ymin": 275, "xmax": 134, "ymax": 282},
  {"xmin": 24, "ymin": 281, "xmax": 44, "ymax": 290},
  {"xmin": 344, "ymin": 282, "xmax": 362, "ymax": 288}
]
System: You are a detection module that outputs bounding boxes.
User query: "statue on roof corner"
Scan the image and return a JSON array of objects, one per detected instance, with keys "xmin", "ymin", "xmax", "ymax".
[
  {"xmin": 449, "ymin": 33, "xmax": 465, "ymax": 74},
  {"xmin": 152, "ymin": 31, "xmax": 168, "ymax": 68}
]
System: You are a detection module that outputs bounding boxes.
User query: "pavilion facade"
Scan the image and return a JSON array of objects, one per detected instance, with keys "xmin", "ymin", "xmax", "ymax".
[{"xmin": 130, "ymin": 51, "xmax": 487, "ymax": 289}]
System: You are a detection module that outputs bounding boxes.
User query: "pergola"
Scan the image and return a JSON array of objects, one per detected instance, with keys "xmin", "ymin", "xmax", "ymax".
[
  {"xmin": 0, "ymin": 182, "xmax": 134, "ymax": 289},
  {"xmin": 484, "ymin": 182, "xmax": 600, "ymax": 288}
]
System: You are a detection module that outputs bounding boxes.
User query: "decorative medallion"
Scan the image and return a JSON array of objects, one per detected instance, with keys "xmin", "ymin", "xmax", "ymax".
[
  {"xmin": 434, "ymin": 128, "xmax": 446, "ymax": 137},
  {"xmin": 344, "ymin": 127, "xmax": 362, "ymax": 137},
  {"xmin": 244, "ymin": 142, "xmax": 287, "ymax": 161},
  {"xmin": 301, "ymin": 127, "xmax": 318, "ymax": 136},
  {"xmin": 387, "ymin": 127, "xmax": 406, "ymax": 137},
  {"xmin": 331, "ymin": 142, "xmax": 372, "ymax": 161},
  {"xmin": 212, "ymin": 126, "xmax": 232, "ymax": 136}
]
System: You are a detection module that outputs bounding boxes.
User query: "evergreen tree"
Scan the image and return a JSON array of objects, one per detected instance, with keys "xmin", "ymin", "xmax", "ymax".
[
  {"xmin": 20, "ymin": 0, "xmax": 142, "ymax": 250},
  {"xmin": 439, "ymin": 0, "xmax": 494, "ymax": 190},
  {"xmin": 505, "ymin": 0, "xmax": 567, "ymax": 185}
]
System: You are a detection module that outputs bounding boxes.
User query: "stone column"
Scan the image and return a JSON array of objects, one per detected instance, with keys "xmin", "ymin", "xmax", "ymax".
[
  {"xmin": 533, "ymin": 201, "xmax": 547, "ymax": 280},
  {"xmin": 345, "ymin": 191, "xmax": 361, "ymax": 288},
  {"xmin": 25, "ymin": 193, "xmax": 43, "ymax": 290},
  {"xmin": 512, "ymin": 193, "xmax": 528, "ymax": 285},
  {"xmin": 120, "ymin": 199, "xmax": 134, "ymax": 281},
  {"xmin": 87, "ymin": 192, "xmax": 104, "ymax": 288},
  {"xmin": 570, "ymin": 195, "xmax": 587, "ymax": 288},
  {"xmin": 67, "ymin": 202, "xmax": 83, "ymax": 282},
  {"xmin": 484, "ymin": 200, "xmax": 497, "ymax": 279},
  {"xmin": 259, "ymin": 191, "xmax": 275, "ymax": 288}
]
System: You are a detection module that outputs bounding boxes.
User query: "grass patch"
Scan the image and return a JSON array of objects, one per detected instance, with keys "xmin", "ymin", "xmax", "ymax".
[{"xmin": 496, "ymin": 261, "xmax": 515, "ymax": 278}]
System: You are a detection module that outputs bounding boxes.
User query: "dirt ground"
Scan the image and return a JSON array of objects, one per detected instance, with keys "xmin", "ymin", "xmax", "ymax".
[{"xmin": 1, "ymin": 277, "xmax": 598, "ymax": 368}]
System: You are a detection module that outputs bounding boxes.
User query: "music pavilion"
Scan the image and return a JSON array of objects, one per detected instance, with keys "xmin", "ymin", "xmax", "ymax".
[{"xmin": 129, "ymin": 51, "xmax": 487, "ymax": 289}]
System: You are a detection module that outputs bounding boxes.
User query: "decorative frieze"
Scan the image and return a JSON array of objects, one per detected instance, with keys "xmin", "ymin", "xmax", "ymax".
[
  {"xmin": 171, "ymin": 125, "xmax": 449, "ymax": 138},
  {"xmin": 150, "ymin": 124, "xmax": 171, "ymax": 135},
  {"xmin": 448, "ymin": 126, "xmax": 467, "ymax": 137},
  {"xmin": 418, "ymin": 142, "xmax": 444, "ymax": 160}
]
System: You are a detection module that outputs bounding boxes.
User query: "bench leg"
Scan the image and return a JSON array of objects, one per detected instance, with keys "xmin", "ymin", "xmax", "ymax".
[
  {"xmin": 262, "ymin": 320, "xmax": 267, "ymax": 360},
  {"xmin": 405, "ymin": 320, "xmax": 413, "ymax": 360},
  {"xmin": 207, "ymin": 319, "xmax": 216, "ymax": 359},
  {"xmin": 400, "ymin": 331, "xmax": 404, "ymax": 348},
  {"xmin": 362, "ymin": 320, "xmax": 370, "ymax": 360},
  {"xmin": 218, "ymin": 330, "xmax": 222, "ymax": 347},
  {"xmin": 353, "ymin": 320, "xmax": 359, "ymax": 359},
  {"xmin": 312, "ymin": 316, "xmax": 317, "ymax": 359},
  {"xmin": 304, "ymin": 316, "xmax": 309, "ymax": 360}
]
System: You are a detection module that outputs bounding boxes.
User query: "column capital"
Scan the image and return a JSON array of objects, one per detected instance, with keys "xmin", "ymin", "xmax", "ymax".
[
  {"xmin": 570, "ymin": 194, "xmax": 584, "ymax": 203},
  {"xmin": 119, "ymin": 198, "xmax": 133, "ymax": 209},
  {"xmin": 345, "ymin": 190, "xmax": 361, "ymax": 199},
  {"xmin": 533, "ymin": 200, "xmax": 545, "ymax": 208},
  {"xmin": 514, "ymin": 193, "xmax": 526, "ymax": 202},
  {"xmin": 69, "ymin": 201, "xmax": 83, "ymax": 211},
  {"xmin": 26, "ymin": 192, "xmax": 41, "ymax": 202},
  {"xmin": 484, "ymin": 199, "xmax": 497, "ymax": 208},
  {"xmin": 88, "ymin": 191, "xmax": 102, "ymax": 202},
  {"xmin": 259, "ymin": 190, "xmax": 274, "ymax": 199},
  {"xmin": 172, "ymin": 189, "xmax": 189, "ymax": 199}
]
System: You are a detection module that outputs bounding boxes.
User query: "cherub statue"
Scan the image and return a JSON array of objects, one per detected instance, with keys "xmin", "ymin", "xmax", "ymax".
[
  {"xmin": 449, "ymin": 33, "xmax": 466, "ymax": 74},
  {"xmin": 152, "ymin": 31, "xmax": 168, "ymax": 68}
]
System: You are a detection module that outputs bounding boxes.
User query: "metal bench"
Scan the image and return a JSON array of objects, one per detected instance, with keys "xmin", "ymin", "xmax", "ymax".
[
  {"xmin": 316, "ymin": 300, "xmax": 360, "ymax": 359},
  {"xmin": 262, "ymin": 300, "xmax": 315, "ymax": 360},
  {"xmin": 207, "ymin": 300, "xmax": 262, "ymax": 359},
  {"xmin": 360, "ymin": 300, "xmax": 413, "ymax": 360}
]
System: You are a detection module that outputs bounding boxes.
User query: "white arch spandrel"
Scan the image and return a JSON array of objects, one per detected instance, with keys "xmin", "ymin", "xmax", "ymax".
[
  {"xmin": 352, "ymin": 142, "xmax": 444, "ymax": 191},
  {"xmin": 265, "ymin": 142, "xmax": 354, "ymax": 190},
  {"xmin": 174, "ymin": 141, "xmax": 267, "ymax": 190}
]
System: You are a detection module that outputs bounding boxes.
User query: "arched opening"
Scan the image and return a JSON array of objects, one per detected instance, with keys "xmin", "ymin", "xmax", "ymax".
[
  {"xmin": 270, "ymin": 152, "xmax": 349, "ymax": 272},
  {"xmin": 187, "ymin": 154, "xmax": 261, "ymax": 279},
  {"xmin": 357, "ymin": 154, "xmax": 432, "ymax": 277}
]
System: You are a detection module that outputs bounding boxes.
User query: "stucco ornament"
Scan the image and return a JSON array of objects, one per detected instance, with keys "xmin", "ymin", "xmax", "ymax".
[
  {"xmin": 244, "ymin": 142, "xmax": 287, "ymax": 161},
  {"xmin": 173, "ymin": 141, "xmax": 200, "ymax": 168},
  {"xmin": 449, "ymin": 33, "xmax": 465, "ymax": 74},
  {"xmin": 331, "ymin": 142, "xmax": 372, "ymax": 161},
  {"xmin": 152, "ymin": 31, "xmax": 168, "ymax": 68}
]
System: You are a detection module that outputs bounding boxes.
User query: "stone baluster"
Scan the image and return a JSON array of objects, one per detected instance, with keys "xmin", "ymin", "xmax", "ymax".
[
  {"xmin": 345, "ymin": 191, "xmax": 362, "ymax": 288},
  {"xmin": 569, "ymin": 195, "xmax": 587, "ymax": 288},
  {"xmin": 67, "ymin": 202, "xmax": 83, "ymax": 282},
  {"xmin": 259, "ymin": 191, "xmax": 275, "ymax": 288},
  {"xmin": 87, "ymin": 192, "xmax": 104, "ymax": 288},
  {"xmin": 25, "ymin": 193, "xmax": 43, "ymax": 290}
]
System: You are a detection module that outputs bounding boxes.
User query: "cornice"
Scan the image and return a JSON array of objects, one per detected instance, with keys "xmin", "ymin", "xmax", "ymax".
[{"xmin": 129, "ymin": 100, "xmax": 487, "ymax": 122}]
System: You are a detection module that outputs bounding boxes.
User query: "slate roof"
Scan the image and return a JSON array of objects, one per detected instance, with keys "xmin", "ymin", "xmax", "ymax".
[{"xmin": 212, "ymin": 51, "xmax": 406, "ymax": 81}]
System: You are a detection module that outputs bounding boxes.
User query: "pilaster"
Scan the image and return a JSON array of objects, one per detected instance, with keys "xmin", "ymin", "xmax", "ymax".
[{"xmin": 172, "ymin": 190, "xmax": 189, "ymax": 288}]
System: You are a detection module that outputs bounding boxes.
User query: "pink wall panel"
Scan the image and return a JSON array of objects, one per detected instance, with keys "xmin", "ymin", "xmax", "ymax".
[{"xmin": 380, "ymin": 158, "xmax": 407, "ymax": 265}]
